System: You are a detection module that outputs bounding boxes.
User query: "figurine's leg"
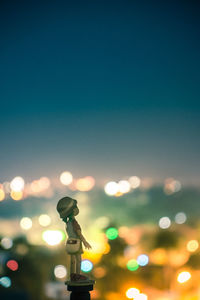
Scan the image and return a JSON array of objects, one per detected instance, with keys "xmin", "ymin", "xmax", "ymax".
[
  {"xmin": 70, "ymin": 255, "xmax": 76, "ymax": 274},
  {"xmin": 76, "ymin": 254, "xmax": 81, "ymax": 274}
]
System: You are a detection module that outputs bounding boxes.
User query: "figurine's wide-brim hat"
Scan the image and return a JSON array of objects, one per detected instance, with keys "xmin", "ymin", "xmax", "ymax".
[{"xmin": 56, "ymin": 196, "xmax": 77, "ymax": 219}]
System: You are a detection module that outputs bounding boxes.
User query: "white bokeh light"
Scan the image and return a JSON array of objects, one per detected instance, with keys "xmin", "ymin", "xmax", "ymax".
[
  {"xmin": 20, "ymin": 217, "xmax": 32, "ymax": 230},
  {"xmin": 10, "ymin": 177, "xmax": 25, "ymax": 192},
  {"xmin": 118, "ymin": 180, "xmax": 131, "ymax": 193},
  {"xmin": 60, "ymin": 172, "xmax": 73, "ymax": 185},
  {"xmin": 159, "ymin": 217, "xmax": 171, "ymax": 229},
  {"xmin": 104, "ymin": 181, "xmax": 119, "ymax": 196},
  {"xmin": 175, "ymin": 212, "xmax": 187, "ymax": 224},
  {"xmin": 54, "ymin": 265, "xmax": 67, "ymax": 279}
]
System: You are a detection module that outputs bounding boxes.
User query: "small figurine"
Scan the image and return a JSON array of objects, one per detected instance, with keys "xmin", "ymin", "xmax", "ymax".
[{"xmin": 57, "ymin": 196, "xmax": 92, "ymax": 282}]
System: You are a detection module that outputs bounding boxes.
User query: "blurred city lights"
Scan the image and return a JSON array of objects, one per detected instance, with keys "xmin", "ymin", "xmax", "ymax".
[
  {"xmin": 118, "ymin": 180, "xmax": 131, "ymax": 193},
  {"xmin": 177, "ymin": 271, "xmax": 191, "ymax": 283},
  {"xmin": 187, "ymin": 240, "xmax": 199, "ymax": 252},
  {"xmin": 150, "ymin": 248, "xmax": 167, "ymax": 265},
  {"xmin": 159, "ymin": 217, "xmax": 171, "ymax": 229},
  {"xmin": 95, "ymin": 216, "xmax": 110, "ymax": 229},
  {"xmin": 129, "ymin": 176, "xmax": 141, "ymax": 189},
  {"xmin": 126, "ymin": 287, "xmax": 140, "ymax": 299},
  {"xmin": 118, "ymin": 226, "xmax": 129, "ymax": 238},
  {"xmin": 1, "ymin": 237, "xmax": 13, "ymax": 249},
  {"xmin": 75, "ymin": 176, "xmax": 95, "ymax": 191},
  {"xmin": 106, "ymin": 227, "xmax": 118, "ymax": 240},
  {"xmin": 6, "ymin": 260, "xmax": 18, "ymax": 271},
  {"xmin": 0, "ymin": 188, "xmax": 5, "ymax": 201},
  {"xmin": 10, "ymin": 190, "xmax": 23, "ymax": 201},
  {"xmin": 93, "ymin": 267, "xmax": 107, "ymax": 278},
  {"xmin": 38, "ymin": 177, "xmax": 50, "ymax": 190},
  {"xmin": 135, "ymin": 293, "xmax": 148, "ymax": 300},
  {"xmin": 20, "ymin": 217, "xmax": 32, "ymax": 230},
  {"xmin": 54, "ymin": 265, "xmax": 67, "ymax": 279},
  {"xmin": 104, "ymin": 181, "xmax": 119, "ymax": 196},
  {"xmin": 10, "ymin": 176, "xmax": 24, "ymax": 192},
  {"xmin": 164, "ymin": 178, "xmax": 181, "ymax": 195},
  {"xmin": 103, "ymin": 243, "xmax": 111, "ymax": 254},
  {"xmin": 137, "ymin": 254, "xmax": 149, "ymax": 266},
  {"xmin": 60, "ymin": 171, "xmax": 73, "ymax": 185},
  {"xmin": 42, "ymin": 230, "xmax": 65, "ymax": 246},
  {"xmin": 0, "ymin": 276, "xmax": 11, "ymax": 288},
  {"xmin": 127, "ymin": 259, "xmax": 139, "ymax": 271},
  {"xmin": 3, "ymin": 182, "xmax": 11, "ymax": 193},
  {"xmin": 16, "ymin": 244, "xmax": 29, "ymax": 255},
  {"xmin": 81, "ymin": 259, "xmax": 93, "ymax": 272},
  {"xmin": 175, "ymin": 212, "xmax": 187, "ymax": 224},
  {"xmin": 38, "ymin": 214, "xmax": 51, "ymax": 227}
]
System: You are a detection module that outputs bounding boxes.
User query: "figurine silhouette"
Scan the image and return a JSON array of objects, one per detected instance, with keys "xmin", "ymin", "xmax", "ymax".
[{"xmin": 57, "ymin": 196, "xmax": 92, "ymax": 282}]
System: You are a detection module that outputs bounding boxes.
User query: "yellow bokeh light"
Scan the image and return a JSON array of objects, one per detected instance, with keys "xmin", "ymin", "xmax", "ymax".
[
  {"xmin": 75, "ymin": 176, "xmax": 95, "ymax": 191},
  {"xmin": 60, "ymin": 171, "xmax": 73, "ymax": 185},
  {"xmin": 20, "ymin": 217, "xmax": 32, "ymax": 230},
  {"xmin": 135, "ymin": 294, "xmax": 148, "ymax": 300},
  {"xmin": 10, "ymin": 190, "xmax": 23, "ymax": 201},
  {"xmin": 126, "ymin": 287, "xmax": 140, "ymax": 299},
  {"xmin": 10, "ymin": 176, "xmax": 24, "ymax": 192},
  {"xmin": 150, "ymin": 248, "xmax": 167, "ymax": 265},
  {"xmin": 177, "ymin": 271, "xmax": 191, "ymax": 283},
  {"xmin": 38, "ymin": 214, "xmax": 51, "ymax": 227},
  {"xmin": 187, "ymin": 240, "xmax": 199, "ymax": 252},
  {"xmin": 0, "ymin": 189, "xmax": 5, "ymax": 201}
]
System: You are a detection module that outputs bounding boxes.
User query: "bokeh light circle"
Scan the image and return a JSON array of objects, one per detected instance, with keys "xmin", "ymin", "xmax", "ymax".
[
  {"xmin": 60, "ymin": 171, "xmax": 73, "ymax": 185},
  {"xmin": 106, "ymin": 228, "xmax": 118, "ymax": 240},
  {"xmin": 126, "ymin": 288, "xmax": 140, "ymax": 299},
  {"xmin": 20, "ymin": 217, "xmax": 32, "ymax": 230},
  {"xmin": 177, "ymin": 271, "xmax": 191, "ymax": 283},
  {"xmin": 42, "ymin": 230, "xmax": 65, "ymax": 246},
  {"xmin": 175, "ymin": 212, "xmax": 187, "ymax": 224},
  {"xmin": 54, "ymin": 265, "xmax": 67, "ymax": 278},
  {"xmin": 127, "ymin": 259, "xmax": 139, "ymax": 271},
  {"xmin": 0, "ymin": 276, "xmax": 11, "ymax": 288},
  {"xmin": 137, "ymin": 254, "xmax": 149, "ymax": 266},
  {"xmin": 81, "ymin": 259, "xmax": 93, "ymax": 273},
  {"xmin": 10, "ymin": 176, "xmax": 24, "ymax": 192},
  {"xmin": 6, "ymin": 260, "xmax": 18, "ymax": 271},
  {"xmin": 159, "ymin": 216, "xmax": 171, "ymax": 229},
  {"xmin": 129, "ymin": 176, "xmax": 141, "ymax": 189},
  {"xmin": 187, "ymin": 240, "xmax": 199, "ymax": 252},
  {"xmin": 104, "ymin": 182, "xmax": 119, "ymax": 196},
  {"xmin": 38, "ymin": 214, "xmax": 51, "ymax": 227},
  {"xmin": 1, "ymin": 237, "xmax": 13, "ymax": 249}
]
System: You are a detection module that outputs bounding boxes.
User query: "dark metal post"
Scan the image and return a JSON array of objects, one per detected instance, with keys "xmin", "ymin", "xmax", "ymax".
[{"xmin": 67, "ymin": 284, "xmax": 94, "ymax": 300}]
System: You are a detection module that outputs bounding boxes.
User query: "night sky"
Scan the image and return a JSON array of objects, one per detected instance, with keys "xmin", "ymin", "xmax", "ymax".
[{"xmin": 0, "ymin": 0, "xmax": 200, "ymax": 184}]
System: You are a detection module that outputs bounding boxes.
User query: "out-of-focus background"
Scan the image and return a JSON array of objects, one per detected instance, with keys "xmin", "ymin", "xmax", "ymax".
[{"xmin": 0, "ymin": 0, "xmax": 200, "ymax": 299}]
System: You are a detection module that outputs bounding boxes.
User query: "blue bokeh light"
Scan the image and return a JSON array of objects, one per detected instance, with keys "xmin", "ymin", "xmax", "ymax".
[
  {"xmin": 137, "ymin": 254, "xmax": 149, "ymax": 266},
  {"xmin": 81, "ymin": 259, "xmax": 93, "ymax": 273},
  {"xmin": 0, "ymin": 276, "xmax": 11, "ymax": 288}
]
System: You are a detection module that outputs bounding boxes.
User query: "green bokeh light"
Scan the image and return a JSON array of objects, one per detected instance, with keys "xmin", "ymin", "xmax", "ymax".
[
  {"xmin": 127, "ymin": 259, "xmax": 139, "ymax": 271},
  {"xmin": 106, "ymin": 227, "xmax": 118, "ymax": 240}
]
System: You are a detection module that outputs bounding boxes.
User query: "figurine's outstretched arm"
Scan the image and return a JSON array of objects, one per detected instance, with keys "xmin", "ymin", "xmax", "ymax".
[{"xmin": 77, "ymin": 230, "xmax": 92, "ymax": 250}]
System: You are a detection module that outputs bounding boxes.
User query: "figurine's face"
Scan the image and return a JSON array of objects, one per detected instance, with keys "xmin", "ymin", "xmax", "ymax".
[{"xmin": 73, "ymin": 206, "xmax": 79, "ymax": 216}]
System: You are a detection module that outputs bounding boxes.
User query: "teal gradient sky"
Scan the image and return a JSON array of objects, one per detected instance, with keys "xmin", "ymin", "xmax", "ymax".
[{"xmin": 0, "ymin": 0, "xmax": 200, "ymax": 184}]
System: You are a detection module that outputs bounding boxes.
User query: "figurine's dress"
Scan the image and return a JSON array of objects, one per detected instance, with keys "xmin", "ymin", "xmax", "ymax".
[{"xmin": 66, "ymin": 219, "xmax": 83, "ymax": 254}]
